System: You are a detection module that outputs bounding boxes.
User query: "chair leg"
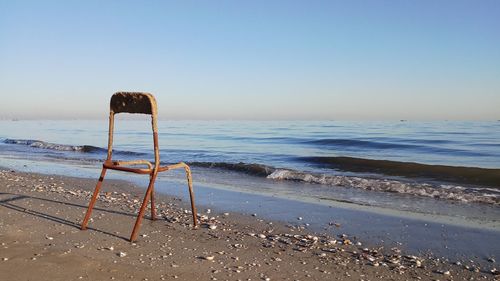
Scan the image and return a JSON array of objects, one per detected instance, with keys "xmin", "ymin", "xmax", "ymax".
[
  {"xmin": 150, "ymin": 174, "xmax": 156, "ymax": 221},
  {"xmin": 81, "ymin": 168, "xmax": 107, "ymax": 230},
  {"xmin": 184, "ymin": 166, "xmax": 198, "ymax": 228},
  {"xmin": 130, "ymin": 173, "xmax": 158, "ymax": 242}
]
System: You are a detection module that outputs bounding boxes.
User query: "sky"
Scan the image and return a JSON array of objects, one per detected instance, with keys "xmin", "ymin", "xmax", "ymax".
[{"xmin": 0, "ymin": 0, "xmax": 499, "ymax": 120}]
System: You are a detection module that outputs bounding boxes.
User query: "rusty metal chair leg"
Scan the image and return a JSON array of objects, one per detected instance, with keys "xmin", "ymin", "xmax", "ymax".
[
  {"xmin": 130, "ymin": 173, "xmax": 158, "ymax": 242},
  {"xmin": 81, "ymin": 168, "xmax": 107, "ymax": 230},
  {"xmin": 184, "ymin": 166, "xmax": 198, "ymax": 228},
  {"xmin": 150, "ymin": 174, "xmax": 156, "ymax": 221}
]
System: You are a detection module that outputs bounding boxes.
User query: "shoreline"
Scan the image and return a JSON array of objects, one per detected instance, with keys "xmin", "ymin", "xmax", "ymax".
[
  {"xmin": 2, "ymin": 159, "xmax": 500, "ymax": 259},
  {"xmin": 1, "ymin": 168, "xmax": 499, "ymax": 280},
  {"xmin": 2, "ymin": 134, "xmax": 500, "ymax": 207},
  {"xmin": 189, "ymin": 177, "xmax": 500, "ymax": 232}
]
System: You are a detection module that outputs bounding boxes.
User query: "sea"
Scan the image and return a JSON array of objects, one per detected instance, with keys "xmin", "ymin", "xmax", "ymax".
[{"xmin": 1, "ymin": 119, "xmax": 499, "ymax": 258}]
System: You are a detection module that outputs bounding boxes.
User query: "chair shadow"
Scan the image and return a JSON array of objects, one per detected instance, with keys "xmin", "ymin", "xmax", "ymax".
[{"xmin": 0, "ymin": 191, "xmax": 152, "ymax": 241}]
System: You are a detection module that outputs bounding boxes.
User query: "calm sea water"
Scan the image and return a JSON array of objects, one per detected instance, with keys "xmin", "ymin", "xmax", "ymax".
[
  {"xmin": 2, "ymin": 120, "xmax": 499, "ymax": 166},
  {"xmin": 0, "ymin": 120, "xmax": 499, "ymax": 221}
]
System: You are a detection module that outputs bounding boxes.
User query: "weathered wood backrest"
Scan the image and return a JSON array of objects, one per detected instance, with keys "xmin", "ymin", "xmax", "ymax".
[
  {"xmin": 110, "ymin": 92, "xmax": 157, "ymax": 115},
  {"xmin": 107, "ymin": 92, "xmax": 160, "ymax": 164}
]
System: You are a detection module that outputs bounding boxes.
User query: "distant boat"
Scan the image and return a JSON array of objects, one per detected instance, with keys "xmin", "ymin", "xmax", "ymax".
[
  {"xmin": 400, "ymin": 119, "xmax": 407, "ymax": 122},
  {"xmin": 11, "ymin": 118, "xmax": 19, "ymax": 121}
]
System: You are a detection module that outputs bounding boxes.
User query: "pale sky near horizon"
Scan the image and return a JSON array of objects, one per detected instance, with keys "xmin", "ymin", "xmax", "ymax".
[{"xmin": 0, "ymin": 1, "xmax": 499, "ymax": 121}]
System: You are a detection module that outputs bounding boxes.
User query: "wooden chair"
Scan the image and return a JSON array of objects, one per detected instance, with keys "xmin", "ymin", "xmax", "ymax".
[{"xmin": 81, "ymin": 92, "xmax": 198, "ymax": 242}]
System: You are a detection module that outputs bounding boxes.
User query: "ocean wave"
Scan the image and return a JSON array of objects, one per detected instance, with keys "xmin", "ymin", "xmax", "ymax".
[
  {"xmin": 187, "ymin": 161, "xmax": 276, "ymax": 177},
  {"xmin": 2, "ymin": 138, "xmax": 144, "ymax": 156},
  {"xmin": 267, "ymin": 169, "xmax": 500, "ymax": 205},
  {"xmin": 180, "ymin": 160, "xmax": 499, "ymax": 205},
  {"xmin": 299, "ymin": 156, "xmax": 500, "ymax": 187},
  {"xmin": 3, "ymin": 139, "xmax": 106, "ymax": 153},
  {"xmin": 305, "ymin": 138, "xmax": 416, "ymax": 149},
  {"xmin": 304, "ymin": 138, "xmax": 488, "ymax": 156}
]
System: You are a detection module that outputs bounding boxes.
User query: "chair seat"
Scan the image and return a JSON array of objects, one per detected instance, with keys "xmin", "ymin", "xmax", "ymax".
[
  {"xmin": 103, "ymin": 160, "xmax": 190, "ymax": 174},
  {"xmin": 103, "ymin": 159, "xmax": 153, "ymax": 174}
]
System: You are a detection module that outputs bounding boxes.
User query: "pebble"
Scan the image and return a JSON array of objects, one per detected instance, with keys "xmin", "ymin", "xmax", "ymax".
[
  {"xmin": 203, "ymin": 256, "xmax": 215, "ymax": 261},
  {"xmin": 365, "ymin": 255, "xmax": 376, "ymax": 262},
  {"xmin": 208, "ymin": 224, "xmax": 217, "ymax": 230},
  {"xmin": 118, "ymin": 252, "xmax": 127, "ymax": 257},
  {"xmin": 1, "ymin": 257, "xmax": 8, "ymax": 261}
]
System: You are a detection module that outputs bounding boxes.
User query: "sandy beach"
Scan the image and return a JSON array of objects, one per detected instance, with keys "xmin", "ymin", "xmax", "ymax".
[
  {"xmin": 2, "ymin": 0, "xmax": 500, "ymax": 279},
  {"xmin": 1, "ymin": 168, "xmax": 498, "ymax": 281}
]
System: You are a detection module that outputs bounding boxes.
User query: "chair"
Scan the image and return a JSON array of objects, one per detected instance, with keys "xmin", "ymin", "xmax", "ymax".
[{"xmin": 81, "ymin": 92, "xmax": 198, "ymax": 242}]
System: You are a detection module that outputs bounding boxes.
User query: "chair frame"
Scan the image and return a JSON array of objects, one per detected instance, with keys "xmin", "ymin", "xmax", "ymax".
[{"xmin": 81, "ymin": 92, "xmax": 198, "ymax": 242}]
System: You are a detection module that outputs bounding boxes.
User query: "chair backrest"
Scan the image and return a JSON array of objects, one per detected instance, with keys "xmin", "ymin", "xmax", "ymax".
[
  {"xmin": 106, "ymin": 92, "xmax": 160, "ymax": 164},
  {"xmin": 110, "ymin": 92, "xmax": 157, "ymax": 115}
]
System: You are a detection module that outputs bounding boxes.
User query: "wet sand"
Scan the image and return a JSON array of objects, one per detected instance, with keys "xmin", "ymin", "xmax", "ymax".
[{"xmin": 0, "ymin": 169, "xmax": 499, "ymax": 280}]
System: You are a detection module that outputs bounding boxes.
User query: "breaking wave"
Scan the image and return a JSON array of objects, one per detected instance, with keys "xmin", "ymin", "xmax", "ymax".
[
  {"xmin": 185, "ymin": 161, "xmax": 499, "ymax": 205},
  {"xmin": 187, "ymin": 161, "xmax": 276, "ymax": 177},
  {"xmin": 3, "ymin": 139, "xmax": 106, "ymax": 153},
  {"xmin": 2, "ymin": 139, "xmax": 144, "ymax": 156},
  {"xmin": 299, "ymin": 156, "xmax": 500, "ymax": 187},
  {"xmin": 266, "ymin": 169, "xmax": 499, "ymax": 205}
]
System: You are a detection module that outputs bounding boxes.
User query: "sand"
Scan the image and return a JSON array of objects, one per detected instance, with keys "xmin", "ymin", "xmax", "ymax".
[{"xmin": 0, "ymin": 169, "xmax": 498, "ymax": 281}]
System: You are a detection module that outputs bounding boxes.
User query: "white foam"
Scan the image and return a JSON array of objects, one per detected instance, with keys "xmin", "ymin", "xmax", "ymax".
[{"xmin": 267, "ymin": 169, "xmax": 499, "ymax": 205}]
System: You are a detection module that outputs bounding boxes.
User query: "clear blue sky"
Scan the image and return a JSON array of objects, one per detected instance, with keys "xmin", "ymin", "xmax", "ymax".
[{"xmin": 0, "ymin": 0, "xmax": 499, "ymax": 120}]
